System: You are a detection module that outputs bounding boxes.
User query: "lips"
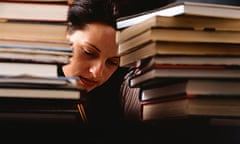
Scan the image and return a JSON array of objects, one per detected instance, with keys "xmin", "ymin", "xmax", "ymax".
[{"xmin": 78, "ymin": 76, "xmax": 98, "ymax": 89}]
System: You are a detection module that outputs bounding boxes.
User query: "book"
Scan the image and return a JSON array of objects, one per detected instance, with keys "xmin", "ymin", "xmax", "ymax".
[
  {"xmin": 132, "ymin": 55, "xmax": 240, "ymax": 76},
  {"xmin": 140, "ymin": 79, "xmax": 240, "ymax": 101},
  {"xmin": 129, "ymin": 67, "xmax": 240, "ymax": 88},
  {"xmin": 135, "ymin": 55, "xmax": 240, "ymax": 67},
  {"xmin": 141, "ymin": 96, "xmax": 240, "ymax": 121},
  {"xmin": 0, "ymin": 1, "xmax": 69, "ymax": 22},
  {"xmin": 0, "ymin": 74, "xmax": 77, "ymax": 85},
  {"xmin": 0, "ymin": 74, "xmax": 87, "ymax": 123},
  {"xmin": 0, "ymin": 44, "xmax": 72, "ymax": 64},
  {"xmin": 117, "ymin": 15, "xmax": 240, "ymax": 44},
  {"xmin": 0, "ymin": 77, "xmax": 86, "ymax": 100},
  {"xmin": 0, "ymin": 98, "xmax": 87, "ymax": 123},
  {"xmin": 1, "ymin": 0, "xmax": 68, "ymax": 2},
  {"xmin": 119, "ymin": 42, "xmax": 240, "ymax": 67},
  {"xmin": 0, "ymin": 21, "xmax": 68, "ymax": 43},
  {"xmin": 0, "ymin": 50, "xmax": 70, "ymax": 64},
  {"xmin": 116, "ymin": 1, "xmax": 240, "ymax": 29},
  {"xmin": 0, "ymin": 43, "xmax": 72, "ymax": 55},
  {"xmin": 0, "ymin": 62, "xmax": 61, "ymax": 77},
  {"xmin": 118, "ymin": 28, "xmax": 240, "ymax": 56},
  {"xmin": 0, "ymin": 39, "xmax": 69, "ymax": 50}
]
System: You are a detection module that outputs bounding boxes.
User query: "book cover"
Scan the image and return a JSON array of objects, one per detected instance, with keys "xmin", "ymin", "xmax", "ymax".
[{"xmin": 116, "ymin": 1, "xmax": 240, "ymax": 29}]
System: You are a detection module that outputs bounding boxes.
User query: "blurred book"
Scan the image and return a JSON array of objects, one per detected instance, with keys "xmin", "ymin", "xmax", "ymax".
[
  {"xmin": 0, "ymin": 75, "xmax": 87, "ymax": 123},
  {"xmin": 0, "ymin": 44, "xmax": 72, "ymax": 77},
  {"xmin": 0, "ymin": 21, "xmax": 68, "ymax": 46},
  {"xmin": 0, "ymin": 62, "xmax": 61, "ymax": 77},
  {"xmin": 0, "ymin": 1, "xmax": 69, "ymax": 22},
  {"xmin": 0, "ymin": 75, "xmax": 86, "ymax": 101},
  {"xmin": 0, "ymin": 44, "xmax": 71, "ymax": 64}
]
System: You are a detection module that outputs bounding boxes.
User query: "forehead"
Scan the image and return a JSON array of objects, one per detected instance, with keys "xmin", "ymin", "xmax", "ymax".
[{"xmin": 70, "ymin": 23, "xmax": 118, "ymax": 56}]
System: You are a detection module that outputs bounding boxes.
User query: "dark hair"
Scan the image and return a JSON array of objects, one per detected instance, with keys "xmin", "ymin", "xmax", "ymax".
[{"xmin": 67, "ymin": 0, "xmax": 118, "ymax": 33}]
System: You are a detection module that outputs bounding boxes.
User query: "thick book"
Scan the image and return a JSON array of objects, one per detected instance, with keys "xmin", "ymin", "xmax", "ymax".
[
  {"xmin": 120, "ymin": 42, "xmax": 240, "ymax": 67},
  {"xmin": 141, "ymin": 96, "xmax": 240, "ymax": 121},
  {"xmin": 0, "ymin": 21, "xmax": 68, "ymax": 43},
  {"xmin": 140, "ymin": 79, "xmax": 240, "ymax": 101},
  {"xmin": 118, "ymin": 27, "xmax": 240, "ymax": 56},
  {"xmin": 129, "ymin": 67, "xmax": 240, "ymax": 88},
  {"xmin": 117, "ymin": 15, "xmax": 240, "ymax": 44},
  {"xmin": 116, "ymin": 1, "xmax": 240, "ymax": 29},
  {"xmin": 0, "ymin": 1, "xmax": 69, "ymax": 22}
]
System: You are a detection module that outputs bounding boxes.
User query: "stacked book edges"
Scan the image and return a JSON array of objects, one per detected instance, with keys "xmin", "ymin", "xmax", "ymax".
[
  {"xmin": 0, "ymin": 74, "xmax": 88, "ymax": 123},
  {"xmin": 116, "ymin": 1, "xmax": 240, "ymax": 123}
]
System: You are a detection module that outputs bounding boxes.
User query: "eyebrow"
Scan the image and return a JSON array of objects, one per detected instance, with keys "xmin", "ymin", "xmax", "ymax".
[{"xmin": 84, "ymin": 41, "xmax": 101, "ymax": 53}]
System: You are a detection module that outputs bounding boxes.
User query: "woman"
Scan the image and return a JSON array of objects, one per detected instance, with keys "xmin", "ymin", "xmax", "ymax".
[
  {"xmin": 61, "ymin": 0, "xmax": 128, "ymax": 142},
  {"xmin": 63, "ymin": 0, "xmax": 120, "ymax": 92}
]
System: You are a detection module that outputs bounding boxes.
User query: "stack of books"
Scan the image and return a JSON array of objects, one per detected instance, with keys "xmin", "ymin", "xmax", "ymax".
[
  {"xmin": 0, "ymin": 0, "xmax": 88, "ymax": 124},
  {"xmin": 117, "ymin": 1, "xmax": 240, "ymax": 123}
]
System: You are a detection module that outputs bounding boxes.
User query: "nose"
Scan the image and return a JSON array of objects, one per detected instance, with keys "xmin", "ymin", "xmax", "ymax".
[{"xmin": 89, "ymin": 61, "xmax": 104, "ymax": 79}]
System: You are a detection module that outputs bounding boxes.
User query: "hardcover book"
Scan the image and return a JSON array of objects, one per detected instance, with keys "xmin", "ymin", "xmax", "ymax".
[
  {"xmin": 0, "ymin": 76, "xmax": 86, "ymax": 101},
  {"xmin": 116, "ymin": 1, "xmax": 240, "ymax": 29},
  {"xmin": 118, "ymin": 27, "xmax": 240, "ymax": 56},
  {"xmin": 119, "ymin": 42, "xmax": 240, "ymax": 67},
  {"xmin": 0, "ymin": 21, "xmax": 68, "ymax": 43},
  {"xmin": 140, "ymin": 79, "xmax": 240, "ymax": 101},
  {"xmin": 117, "ymin": 15, "xmax": 240, "ymax": 44},
  {"xmin": 141, "ymin": 96, "xmax": 240, "ymax": 121},
  {"xmin": 129, "ymin": 67, "xmax": 240, "ymax": 88},
  {"xmin": 0, "ymin": 1, "xmax": 69, "ymax": 22}
]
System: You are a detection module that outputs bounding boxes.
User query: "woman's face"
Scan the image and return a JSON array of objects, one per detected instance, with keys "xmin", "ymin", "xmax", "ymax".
[{"xmin": 62, "ymin": 23, "xmax": 119, "ymax": 92}]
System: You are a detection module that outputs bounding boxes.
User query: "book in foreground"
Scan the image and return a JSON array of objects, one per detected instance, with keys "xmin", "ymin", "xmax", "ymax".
[
  {"xmin": 116, "ymin": 1, "xmax": 240, "ymax": 29},
  {"xmin": 0, "ymin": 62, "xmax": 61, "ymax": 77},
  {"xmin": 0, "ymin": 97, "xmax": 87, "ymax": 123},
  {"xmin": 0, "ymin": 75, "xmax": 86, "ymax": 101},
  {"xmin": 141, "ymin": 96, "xmax": 240, "ymax": 121},
  {"xmin": 0, "ymin": 2, "xmax": 69, "ymax": 22},
  {"xmin": 0, "ymin": 21, "xmax": 68, "ymax": 43},
  {"xmin": 140, "ymin": 79, "xmax": 240, "ymax": 101}
]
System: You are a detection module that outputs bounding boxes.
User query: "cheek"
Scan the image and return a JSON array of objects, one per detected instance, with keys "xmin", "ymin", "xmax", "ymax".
[{"xmin": 63, "ymin": 58, "xmax": 86, "ymax": 77}]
